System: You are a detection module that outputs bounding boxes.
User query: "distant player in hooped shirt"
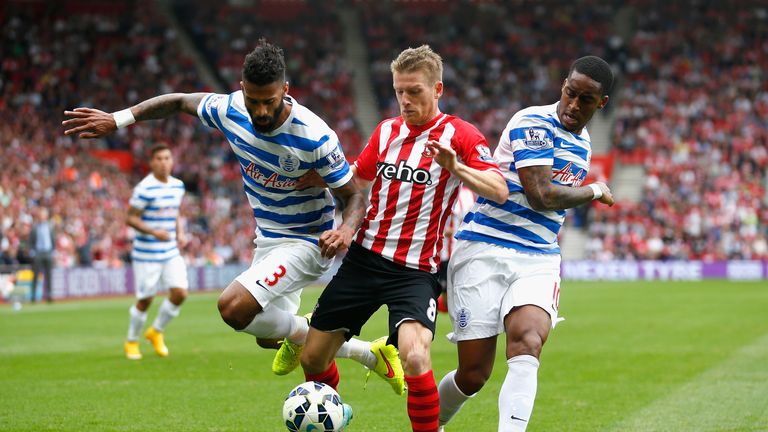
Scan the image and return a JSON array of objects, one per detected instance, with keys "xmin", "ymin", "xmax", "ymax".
[
  {"xmin": 437, "ymin": 56, "xmax": 616, "ymax": 432},
  {"xmin": 122, "ymin": 144, "xmax": 187, "ymax": 360},
  {"xmin": 63, "ymin": 41, "xmax": 394, "ymax": 390},
  {"xmin": 298, "ymin": 45, "xmax": 508, "ymax": 432}
]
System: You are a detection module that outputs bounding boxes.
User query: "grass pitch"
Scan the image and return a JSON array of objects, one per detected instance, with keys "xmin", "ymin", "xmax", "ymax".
[{"xmin": 1, "ymin": 280, "xmax": 767, "ymax": 431}]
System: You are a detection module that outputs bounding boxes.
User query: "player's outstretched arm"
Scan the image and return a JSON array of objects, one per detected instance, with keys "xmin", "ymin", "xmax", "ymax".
[
  {"xmin": 62, "ymin": 93, "xmax": 207, "ymax": 139},
  {"xmin": 518, "ymin": 165, "xmax": 614, "ymax": 211},
  {"xmin": 425, "ymin": 139, "xmax": 508, "ymax": 204},
  {"xmin": 318, "ymin": 181, "xmax": 366, "ymax": 259}
]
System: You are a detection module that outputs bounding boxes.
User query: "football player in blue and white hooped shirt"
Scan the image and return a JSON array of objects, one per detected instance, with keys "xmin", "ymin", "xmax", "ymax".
[
  {"xmin": 124, "ymin": 144, "xmax": 188, "ymax": 360},
  {"xmin": 437, "ymin": 56, "xmax": 616, "ymax": 432},
  {"xmin": 62, "ymin": 40, "xmax": 393, "ymax": 382}
]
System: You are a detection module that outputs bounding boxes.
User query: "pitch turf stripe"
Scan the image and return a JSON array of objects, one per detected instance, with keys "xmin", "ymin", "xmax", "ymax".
[{"xmin": 605, "ymin": 332, "xmax": 768, "ymax": 432}]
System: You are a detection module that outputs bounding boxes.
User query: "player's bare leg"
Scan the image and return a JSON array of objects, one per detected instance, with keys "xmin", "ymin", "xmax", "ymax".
[
  {"xmin": 218, "ymin": 280, "xmax": 311, "ymax": 354},
  {"xmin": 218, "ymin": 280, "xmax": 263, "ymax": 329},
  {"xmin": 398, "ymin": 321, "xmax": 440, "ymax": 432},
  {"xmin": 498, "ymin": 305, "xmax": 551, "ymax": 432},
  {"xmin": 438, "ymin": 336, "xmax": 497, "ymax": 427},
  {"xmin": 300, "ymin": 327, "xmax": 347, "ymax": 389},
  {"xmin": 256, "ymin": 338, "xmax": 282, "ymax": 349},
  {"xmin": 125, "ymin": 296, "xmax": 153, "ymax": 360}
]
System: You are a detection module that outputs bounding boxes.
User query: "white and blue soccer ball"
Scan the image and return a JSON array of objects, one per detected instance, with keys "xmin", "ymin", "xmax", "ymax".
[{"xmin": 282, "ymin": 381, "xmax": 345, "ymax": 431}]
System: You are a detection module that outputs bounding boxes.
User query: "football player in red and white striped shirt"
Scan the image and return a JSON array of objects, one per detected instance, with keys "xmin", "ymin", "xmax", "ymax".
[{"xmin": 299, "ymin": 45, "xmax": 508, "ymax": 432}]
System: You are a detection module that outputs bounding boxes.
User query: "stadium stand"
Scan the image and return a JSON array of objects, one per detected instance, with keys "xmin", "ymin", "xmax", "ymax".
[
  {"xmin": 173, "ymin": 0, "xmax": 364, "ymax": 155},
  {"xmin": 2, "ymin": 0, "xmax": 766, "ymax": 269},
  {"xmin": 0, "ymin": 0, "xmax": 253, "ymax": 267},
  {"xmin": 358, "ymin": 0, "xmax": 623, "ymax": 144},
  {"xmin": 592, "ymin": 1, "xmax": 768, "ymax": 260}
]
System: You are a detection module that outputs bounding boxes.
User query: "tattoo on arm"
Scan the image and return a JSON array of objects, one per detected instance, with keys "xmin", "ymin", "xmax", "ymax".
[
  {"xmin": 133, "ymin": 93, "xmax": 207, "ymax": 121},
  {"xmin": 332, "ymin": 182, "xmax": 366, "ymax": 231}
]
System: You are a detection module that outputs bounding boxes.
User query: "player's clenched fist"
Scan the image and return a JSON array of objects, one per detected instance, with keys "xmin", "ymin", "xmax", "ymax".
[
  {"xmin": 318, "ymin": 226, "xmax": 355, "ymax": 258},
  {"xmin": 593, "ymin": 181, "xmax": 615, "ymax": 206},
  {"xmin": 62, "ymin": 107, "xmax": 118, "ymax": 139}
]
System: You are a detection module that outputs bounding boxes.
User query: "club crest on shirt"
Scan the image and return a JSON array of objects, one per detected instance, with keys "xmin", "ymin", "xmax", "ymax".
[
  {"xmin": 205, "ymin": 94, "xmax": 224, "ymax": 111},
  {"xmin": 475, "ymin": 144, "xmax": 493, "ymax": 162},
  {"xmin": 523, "ymin": 127, "xmax": 552, "ymax": 150},
  {"xmin": 279, "ymin": 153, "xmax": 299, "ymax": 173}
]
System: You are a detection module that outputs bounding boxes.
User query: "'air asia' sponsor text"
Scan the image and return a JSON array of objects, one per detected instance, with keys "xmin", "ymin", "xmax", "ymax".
[{"xmin": 243, "ymin": 163, "xmax": 297, "ymax": 189}]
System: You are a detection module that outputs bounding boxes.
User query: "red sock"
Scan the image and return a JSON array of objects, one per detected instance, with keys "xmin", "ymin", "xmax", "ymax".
[
  {"xmin": 405, "ymin": 370, "xmax": 440, "ymax": 432},
  {"xmin": 305, "ymin": 360, "xmax": 340, "ymax": 391}
]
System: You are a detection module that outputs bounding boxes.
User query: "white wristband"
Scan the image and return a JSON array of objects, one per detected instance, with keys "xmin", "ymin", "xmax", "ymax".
[
  {"xmin": 113, "ymin": 108, "xmax": 136, "ymax": 129},
  {"xmin": 588, "ymin": 183, "xmax": 603, "ymax": 200}
]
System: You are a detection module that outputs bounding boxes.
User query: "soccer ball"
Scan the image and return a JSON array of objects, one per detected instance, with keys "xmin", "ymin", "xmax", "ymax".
[{"xmin": 282, "ymin": 381, "xmax": 345, "ymax": 431}]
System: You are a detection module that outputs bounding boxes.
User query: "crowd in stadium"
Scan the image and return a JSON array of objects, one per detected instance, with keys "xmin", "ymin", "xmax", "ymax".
[
  {"xmin": 0, "ymin": 1, "xmax": 255, "ymax": 267},
  {"xmin": 360, "ymin": 0, "xmax": 623, "ymax": 142},
  {"xmin": 1, "ymin": 0, "xmax": 766, "ymax": 268},
  {"xmin": 588, "ymin": 1, "xmax": 768, "ymax": 260},
  {"xmin": 173, "ymin": 0, "xmax": 364, "ymax": 155}
]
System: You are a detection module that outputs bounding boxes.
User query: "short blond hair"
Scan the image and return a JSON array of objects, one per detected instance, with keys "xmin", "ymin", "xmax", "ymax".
[{"xmin": 390, "ymin": 45, "xmax": 443, "ymax": 84}]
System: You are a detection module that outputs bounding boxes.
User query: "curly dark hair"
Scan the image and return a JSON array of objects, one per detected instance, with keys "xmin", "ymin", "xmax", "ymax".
[
  {"xmin": 569, "ymin": 56, "xmax": 614, "ymax": 96},
  {"xmin": 242, "ymin": 38, "xmax": 286, "ymax": 85}
]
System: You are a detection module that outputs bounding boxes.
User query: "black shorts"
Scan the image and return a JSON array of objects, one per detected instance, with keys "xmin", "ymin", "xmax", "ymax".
[{"xmin": 310, "ymin": 242, "xmax": 441, "ymax": 347}]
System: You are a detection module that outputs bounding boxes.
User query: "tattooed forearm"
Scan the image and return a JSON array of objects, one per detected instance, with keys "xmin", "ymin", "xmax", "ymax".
[
  {"xmin": 132, "ymin": 94, "xmax": 185, "ymax": 121},
  {"xmin": 132, "ymin": 93, "xmax": 205, "ymax": 120}
]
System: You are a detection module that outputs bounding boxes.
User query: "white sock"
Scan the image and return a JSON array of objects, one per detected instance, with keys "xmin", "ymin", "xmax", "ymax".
[
  {"xmin": 151, "ymin": 299, "xmax": 180, "ymax": 332},
  {"xmin": 127, "ymin": 305, "xmax": 147, "ymax": 341},
  {"xmin": 240, "ymin": 306, "xmax": 301, "ymax": 340},
  {"xmin": 286, "ymin": 314, "xmax": 309, "ymax": 345},
  {"xmin": 438, "ymin": 370, "xmax": 475, "ymax": 426},
  {"xmin": 498, "ymin": 355, "xmax": 539, "ymax": 432},
  {"xmin": 335, "ymin": 338, "xmax": 375, "ymax": 368}
]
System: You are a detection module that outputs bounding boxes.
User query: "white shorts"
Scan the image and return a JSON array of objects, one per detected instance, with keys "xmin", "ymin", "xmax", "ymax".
[
  {"xmin": 235, "ymin": 237, "xmax": 332, "ymax": 314},
  {"xmin": 447, "ymin": 239, "xmax": 561, "ymax": 342},
  {"xmin": 133, "ymin": 255, "xmax": 188, "ymax": 300}
]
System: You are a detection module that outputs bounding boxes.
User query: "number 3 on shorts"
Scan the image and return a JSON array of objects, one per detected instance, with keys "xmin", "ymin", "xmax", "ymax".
[
  {"xmin": 265, "ymin": 265, "xmax": 287, "ymax": 287},
  {"xmin": 426, "ymin": 298, "xmax": 437, "ymax": 322}
]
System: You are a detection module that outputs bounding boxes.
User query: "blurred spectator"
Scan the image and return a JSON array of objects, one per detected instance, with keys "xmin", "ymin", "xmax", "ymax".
[{"xmin": 28, "ymin": 207, "xmax": 54, "ymax": 302}]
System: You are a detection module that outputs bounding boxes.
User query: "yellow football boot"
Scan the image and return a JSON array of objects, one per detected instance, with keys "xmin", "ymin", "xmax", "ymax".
[
  {"xmin": 271, "ymin": 313, "xmax": 312, "ymax": 375},
  {"xmin": 144, "ymin": 327, "xmax": 169, "ymax": 357},
  {"xmin": 124, "ymin": 341, "xmax": 142, "ymax": 360},
  {"xmin": 368, "ymin": 337, "xmax": 405, "ymax": 395}
]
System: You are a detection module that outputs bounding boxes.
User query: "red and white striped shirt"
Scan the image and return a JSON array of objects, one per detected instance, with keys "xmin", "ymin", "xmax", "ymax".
[{"xmin": 354, "ymin": 113, "xmax": 501, "ymax": 273}]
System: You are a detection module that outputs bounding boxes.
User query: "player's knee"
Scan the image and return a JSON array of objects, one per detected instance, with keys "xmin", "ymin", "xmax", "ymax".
[
  {"xmin": 300, "ymin": 347, "xmax": 330, "ymax": 374},
  {"xmin": 455, "ymin": 367, "xmax": 490, "ymax": 395},
  {"xmin": 217, "ymin": 295, "xmax": 252, "ymax": 330},
  {"xmin": 401, "ymin": 346, "xmax": 431, "ymax": 376},
  {"xmin": 506, "ymin": 330, "xmax": 544, "ymax": 359},
  {"xmin": 170, "ymin": 289, "xmax": 187, "ymax": 305},
  {"xmin": 136, "ymin": 298, "xmax": 152, "ymax": 311}
]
